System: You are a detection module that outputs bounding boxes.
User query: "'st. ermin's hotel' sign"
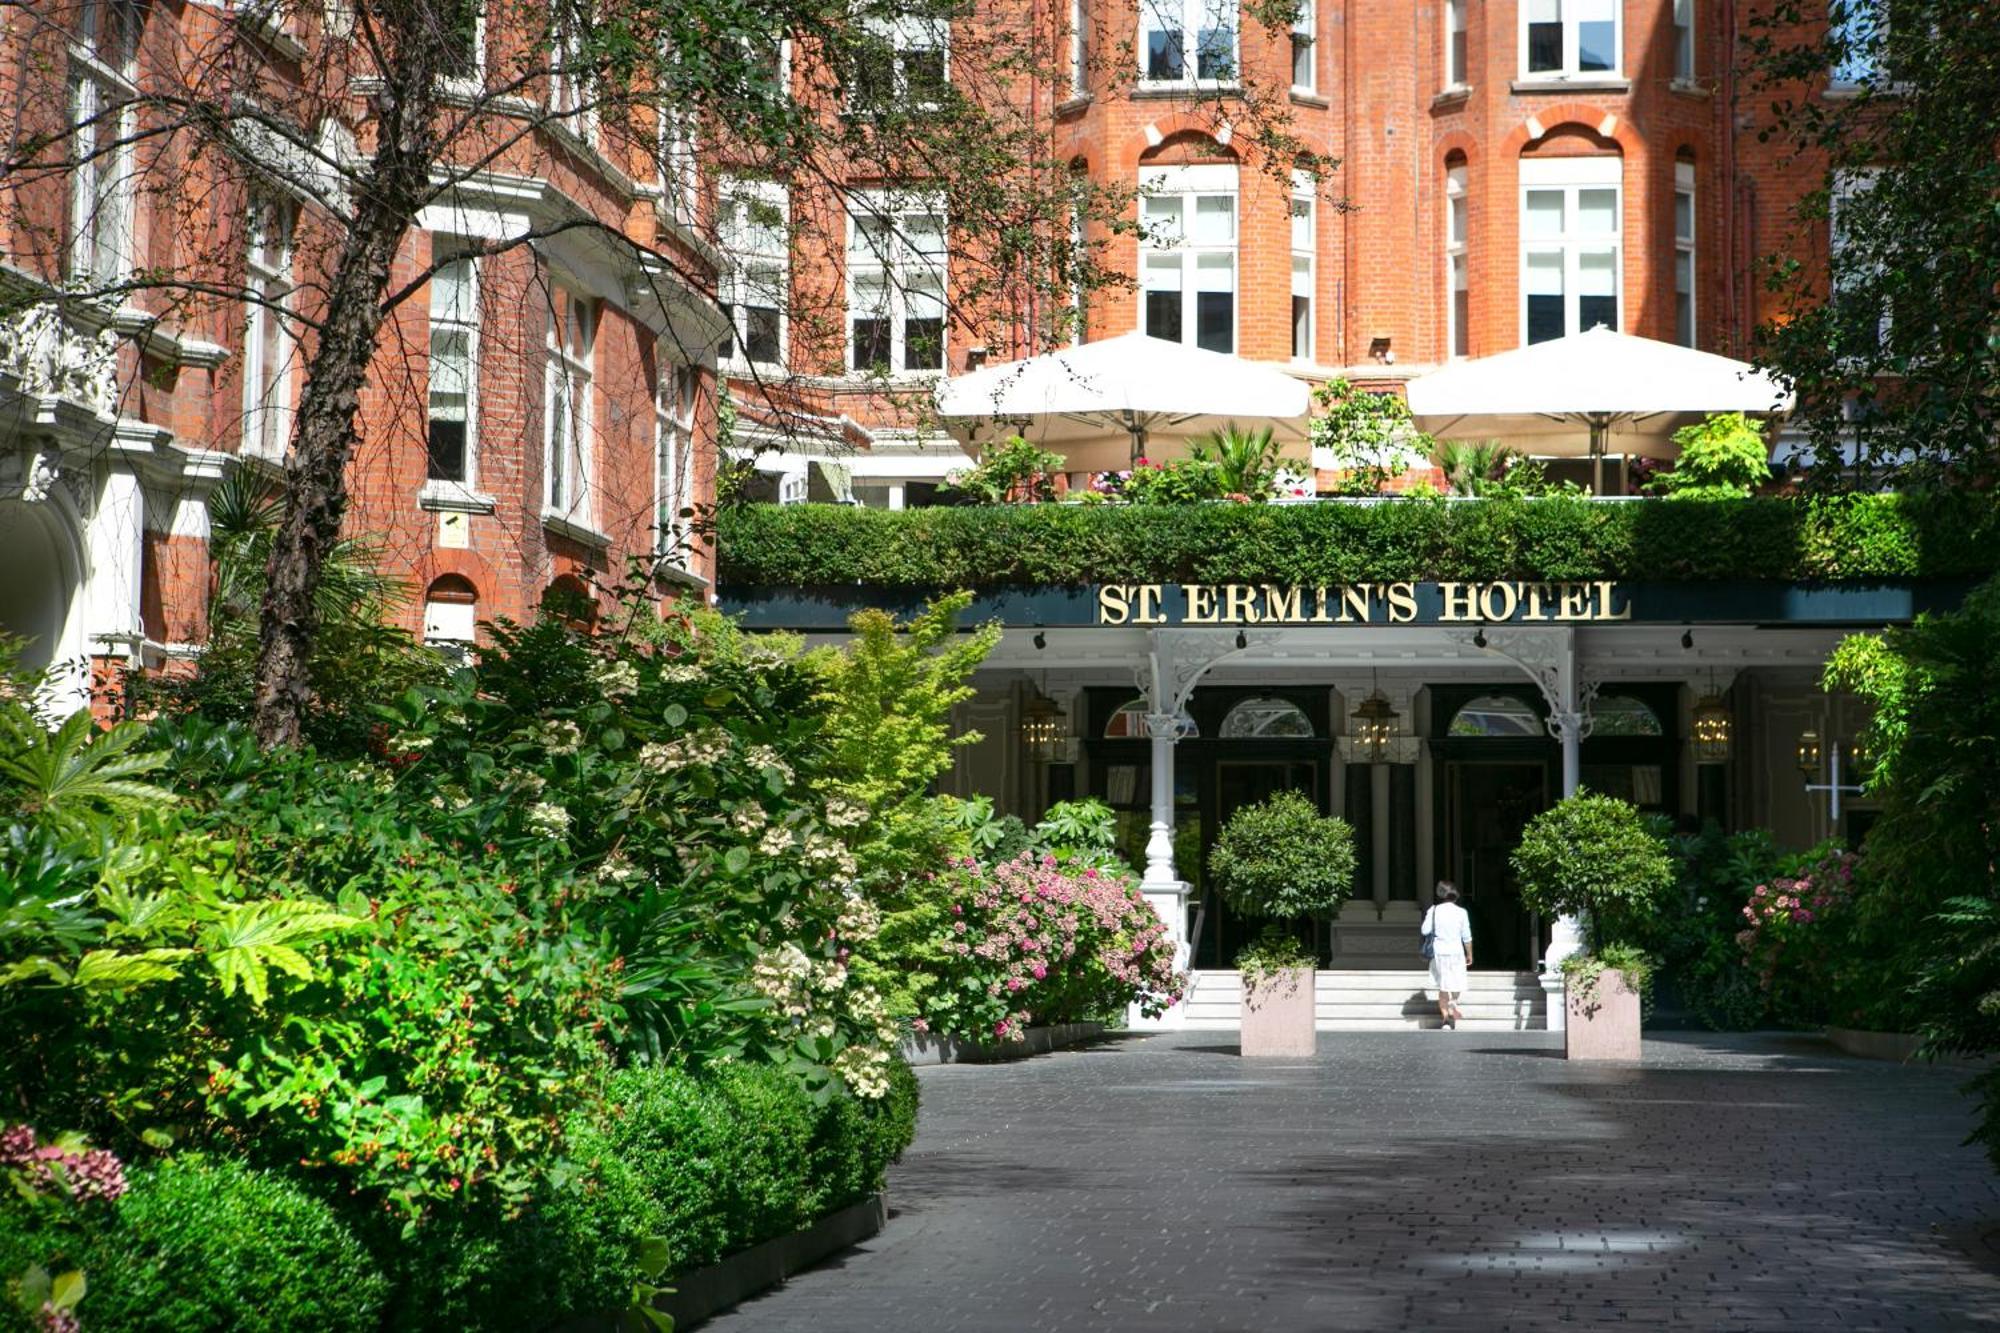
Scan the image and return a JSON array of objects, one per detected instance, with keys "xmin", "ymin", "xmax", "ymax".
[{"xmin": 1095, "ymin": 581, "xmax": 1632, "ymax": 626}]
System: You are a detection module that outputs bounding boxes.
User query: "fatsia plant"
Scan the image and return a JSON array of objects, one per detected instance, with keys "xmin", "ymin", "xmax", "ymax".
[{"xmin": 0, "ymin": 705, "xmax": 174, "ymax": 839}]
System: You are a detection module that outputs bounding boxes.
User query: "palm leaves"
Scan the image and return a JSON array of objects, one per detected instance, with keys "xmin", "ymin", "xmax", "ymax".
[
  {"xmin": 1433, "ymin": 439, "xmax": 1520, "ymax": 496},
  {"xmin": 207, "ymin": 471, "xmax": 403, "ymax": 626},
  {"xmin": 1189, "ymin": 422, "xmax": 1283, "ymax": 498}
]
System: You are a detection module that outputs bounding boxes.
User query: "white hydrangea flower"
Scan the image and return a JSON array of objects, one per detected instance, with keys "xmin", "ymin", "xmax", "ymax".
[
  {"xmin": 732, "ymin": 803, "xmax": 768, "ymax": 834},
  {"xmin": 824, "ymin": 797, "xmax": 869, "ymax": 828},
  {"xmin": 759, "ymin": 825, "xmax": 795, "ymax": 856},
  {"xmin": 591, "ymin": 657, "xmax": 641, "ymax": 698},
  {"xmin": 534, "ymin": 719, "xmax": 583, "ymax": 755},
  {"xmin": 527, "ymin": 801, "xmax": 572, "ymax": 838}
]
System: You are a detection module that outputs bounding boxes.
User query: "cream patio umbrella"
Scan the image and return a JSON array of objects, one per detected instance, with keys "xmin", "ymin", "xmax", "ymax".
[
  {"xmin": 934, "ymin": 331, "xmax": 1313, "ymax": 474},
  {"xmin": 1404, "ymin": 327, "xmax": 1794, "ymax": 493}
]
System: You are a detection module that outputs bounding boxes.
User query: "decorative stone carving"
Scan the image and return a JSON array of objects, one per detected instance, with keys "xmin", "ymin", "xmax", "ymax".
[
  {"xmin": 0, "ymin": 302, "xmax": 121, "ymax": 417},
  {"xmin": 19, "ymin": 448, "xmax": 61, "ymax": 503}
]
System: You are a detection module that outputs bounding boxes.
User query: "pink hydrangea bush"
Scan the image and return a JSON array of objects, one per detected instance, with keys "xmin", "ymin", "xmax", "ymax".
[
  {"xmin": 1737, "ymin": 846, "xmax": 1859, "ymax": 993},
  {"xmin": 921, "ymin": 854, "xmax": 1185, "ymax": 1043}
]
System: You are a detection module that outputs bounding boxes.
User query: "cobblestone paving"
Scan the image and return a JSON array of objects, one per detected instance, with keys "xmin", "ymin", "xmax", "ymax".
[{"xmin": 706, "ymin": 1031, "xmax": 2000, "ymax": 1331}]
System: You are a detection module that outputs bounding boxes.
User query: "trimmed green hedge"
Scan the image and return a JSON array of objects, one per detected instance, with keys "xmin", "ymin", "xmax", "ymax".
[
  {"xmin": 383, "ymin": 1060, "xmax": 921, "ymax": 1331},
  {"xmin": 716, "ymin": 493, "xmax": 2000, "ymax": 588}
]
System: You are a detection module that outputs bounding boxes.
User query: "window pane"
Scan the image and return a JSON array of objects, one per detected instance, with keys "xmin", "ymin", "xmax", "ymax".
[
  {"xmin": 1144, "ymin": 252, "xmax": 1183, "ymax": 290},
  {"xmin": 1291, "ymin": 253, "xmax": 1311, "ymax": 297},
  {"xmin": 1453, "ymin": 285, "xmax": 1470, "ymax": 358},
  {"xmin": 906, "ymin": 212, "xmax": 947, "ymax": 258},
  {"xmin": 1292, "ymin": 33, "xmax": 1312, "ymax": 86},
  {"xmin": 1526, "ymin": 251, "xmax": 1564, "ymax": 344},
  {"xmin": 1291, "ymin": 293, "xmax": 1310, "ymax": 359},
  {"xmin": 1450, "ymin": 195, "xmax": 1467, "ymax": 244},
  {"xmin": 1527, "ymin": 14, "xmax": 1561, "ymax": 71},
  {"xmin": 1675, "ymin": 189, "xmax": 1694, "ymax": 241},
  {"xmin": 718, "ymin": 303, "xmax": 737, "ymax": 362},
  {"xmin": 1676, "ymin": 288, "xmax": 1694, "ymax": 348},
  {"xmin": 1525, "ymin": 189, "xmax": 1565, "ymax": 238},
  {"xmin": 1144, "ymin": 196, "xmax": 1183, "ymax": 245},
  {"xmin": 1577, "ymin": 188, "xmax": 1618, "ymax": 236},
  {"xmin": 852, "ymin": 316, "xmax": 891, "ymax": 370},
  {"xmin": 904, "ymin": 274, "xmax": 944, "ymax": 370},
  {"xmin": 1195, "ymin": 2, "xmax": 1234, "ymax": 80},
  {"xmin": 1450, "ymin": 28, "xmax": 1467, "ymax": 84},
  {"xmin": 1145, "ymin": 16, "xmax": 1183, "ymax": 78},
  {"xmin": 428, "ymin": 419, "xmax": 468, "ymax": 482},
  {"xmin": 1193, "ymin": 251, "xmax": 1233, "ymax": 290},
  {"xmin": 745, "ymin": 304, "xmax": 782, "ymax": 362},
  {"xmin": 1578, "ymin": 247, "xmax": 1617, "ymax": 331},
  {"xmin": 1291, "ymin": 197, "xmax": 1312, "ymax": 251},
  {"xmin": 1193, "ymin": 194, "xmax": 1233, "ymax": 244},
  {"xmin": 432, "ymin": 258, "xmax": 474, "ymax": 322},
  {"xmin": 1195, "ymin": 291, "xmax": 1232, "ymax": 352},
  {"xmin": 1145, "ymin": 290, "xmax": 1183, "ymax": 341},
  {"xmin": 904, "ymin": 47, "xmax": 947, "ymax": 103},
  {"xmin": 1577, "ymin": 21, "xmax": 1615, "ymax": 70}
]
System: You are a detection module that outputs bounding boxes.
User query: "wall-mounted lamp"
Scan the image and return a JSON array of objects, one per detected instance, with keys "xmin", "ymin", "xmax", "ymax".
[
  {"xmin": 1473, "ymin": 627, "xmax": 1488, "ymax": 649},
  {"xmin": 1033, "ymin": 630, "xmax": 1047, "ymax": 650},
  {"xmin": 1235, "ymin": 629, "xmax": 1248, "ymax": 650},
  {"xmin": 1681, "ymin": 628, "xmax": 1695, "ymax": 650}
]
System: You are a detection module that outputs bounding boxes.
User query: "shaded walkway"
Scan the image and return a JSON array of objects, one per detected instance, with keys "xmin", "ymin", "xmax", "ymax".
[{"xmin": 707, "ymin": 1031, "xmax": 2000, "ymax": 1330}]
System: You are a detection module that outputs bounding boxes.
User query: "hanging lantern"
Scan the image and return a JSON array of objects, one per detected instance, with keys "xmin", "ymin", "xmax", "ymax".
[
  {"xmin": 1691, "ymin": 694, "xmax": 1733, "ymax": 765},
  {"xmin": 1351, "ymin": 690, "xmax": 1401, "ymax": 763},
  {"xmin": 1795, "ymin": 729, "xmax": 1822, "ymax": 778},
  {"xmin": 1020, "ymin": 693, "xmax": 1067, "ymax": 764}
]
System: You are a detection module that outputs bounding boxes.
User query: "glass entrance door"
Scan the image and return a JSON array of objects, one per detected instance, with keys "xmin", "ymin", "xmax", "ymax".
[{"xmin": 1443, "ymin": 760, "xmax": 1550, "ymax": 970}]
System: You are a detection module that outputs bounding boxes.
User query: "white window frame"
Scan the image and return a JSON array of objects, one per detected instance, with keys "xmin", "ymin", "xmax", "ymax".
[
  {"xmin": 1672, "ymin": 0, "xmax": 1694, "ymax": 82},
  {"xmin": 1070, "ymin": 0, "xmax": 1089, "ymax": 96},
  {"xmin": 1139, "ymin": 0, "xmax": 1238, "ymax": 88},
  {"xmin": 1446, "ymin": 163, "xmax": 1469, "ymax": 358},
  {"xmin": 853, "ymin": 14, "xmax": 949, "ymax": 109},
  {"xmin": 550, "ymin": 7, "xmax": 597, "ymax": 141},
  {"xmin": 440, "ymin": 1, "xmax": 486, "ymax": 91},
  {"xmin": 241, "ymin": 196, "xmax": 295, "ymax": 460},
  {"xmin": 543, "ymin": 285, "xmax": 597, "ymax": 525},
  {"xmin": 718, "ymin": 178, "xmax": 789, "ymax": 369},
  {"xmin": 1290, "ymin": 176, "xmax": 1314, "ymax": 361},
  {"xmin": 658, "ymin": 100, "xmax": 699, "ymax": 231},
  {"xmin": 1519, "ymin": 155, "xmax": 1622, "ymax": 344},
  {"xmin": 427, "ymin": 245, "xmax": 480, "ymax": 486},
  {"xmin": 67, "ymin": 0, "xmax": 140, "ymax": 287},
  {"xmin": 1445, "ymin": 0, "xmax": 1468, "ymax": 89},
  {"xmin": 1518, "ymin": 0, "xmax": 1622, "ymax": 81},
  {"xmin": 846, "ymin": 192, "xmax": 947, "ymax": 377},
  {"xmin": 423, "ymin": 581, "xmax": 478, "ymax": 662},
  {"xmin": 1674, "ymin": 162, "xmax": 1695, "ymax": 348},
  {"xmin": 655, "ymin": 363, "xmax": 696, "ymax": 567},
  {"xmin": 1138, "ymin": 163, "xmax": 1238, "ymax": 354},
  {"xmin": 1290, "ymin": 0, "xmax": 1315, "ymax": 93}
]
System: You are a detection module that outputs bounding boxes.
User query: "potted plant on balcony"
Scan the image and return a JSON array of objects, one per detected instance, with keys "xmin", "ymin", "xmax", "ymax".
[
  {"xmin": 1512, "ymin": 792, "xmax": 1676, "ymax": 1061},
  {"xmin": 1208, "ymin": 791, "xmax": 1356, "ymax": 1057}
]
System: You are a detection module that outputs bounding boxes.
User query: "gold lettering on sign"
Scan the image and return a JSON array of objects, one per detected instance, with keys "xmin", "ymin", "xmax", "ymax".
[
  {"xmin": 1263, "ymin": 585, "xmax": 1303, "ymax": 623},
  {"xmin": 1558, "ymin": 583, "xmax": 1591, "ymax": 620},
  {"xmin": 1098, "ymin": 584, "xmax": 1130, "ymax": 625},
  {"xmin": 1595, "ymin": 580, "xmax": 1632, "ymax": 621},
  {"xmin": 1479, "ymin": 582, "xmax": 1520, "ymax": 622},
  {"xmin": 1224, "ymin": 583, "xmax": 1260, "ymax": 624},
  {"xmin": 1339, "ymin": 585, "xmax": 1374, "ymax": 623},
  {"xmin": 1311, "ymin": 586, "xmax": 1334, "ymax": 623},
  {"xmin": 1439, "ymin": 582, "xmax": 1477, "ymax": 622},
  {"xmin": 1523, "ymin": 583, "xmax": 1551, "ymax": 621},
  {"xmin": 1185, "ymin": 584, "xmax": 1219, "ymax": 623},
  {"xmin": 1386, "ymin": 582, "xmax": 1418, "ymax": 623},
  {"xmin": 1133, "ymin": 584, "xmax": 1165, "ymax": 624}
]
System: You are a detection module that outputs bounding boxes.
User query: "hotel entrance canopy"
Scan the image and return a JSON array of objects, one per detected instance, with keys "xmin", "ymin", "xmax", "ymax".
[
  {"xmin": 935, "ymin": 331, "xmax": 1312, "ymax": 471},
  {"xmin": 1405, "ymin": 327, "xmax": 1794, "ymax": 492}
]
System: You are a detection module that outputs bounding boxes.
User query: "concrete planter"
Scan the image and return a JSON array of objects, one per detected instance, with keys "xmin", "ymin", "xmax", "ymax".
[
  {"xmin": 1826, "ymin": 1026, "xmax": 1990, "ymax": 1066},
  {"xmin": 1240, "ymin": 966, "xmax": 1316, "ymax": 1057},
  {"xmin": 900, "ymin": 1020, "xmax": 1105, "ymax": 1065},
  {"xmin": 651, "ymin": 1194, "xmax": 888, "ymax": 1330},
  {"xmin": 1565, "ymin": 967, "xmax": 1641, "ymax": 1061}
]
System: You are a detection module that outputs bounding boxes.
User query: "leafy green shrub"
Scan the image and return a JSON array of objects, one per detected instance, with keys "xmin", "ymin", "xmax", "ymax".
[
  {"xmin": 1208, "ymin": 791, "xmax": 1356, "ymax": 920},
  {"xmin": 1650, "ymin": 412, "xmax": 1773, "ymax": 500},
  {"xmin": 1308, "ymin": 378, "xmax": 1425, "ymax": 494},
  {"xmin": 945, "ymin": 436, "xmax": 1066, "ymax": 504},
  {"xmin": 1512, "ymin": 792, "xmax": 1675, "ymax": 952},
  {"xmin": 1188, "ymin": 423, "xmax": 1283, "ymax": 498},
  {"xmin": 30, "ymin": 1156, "xmax": 388, "ymax": 1333},
  {"xmin": 716, "ymin": 491, "xmax": 2000, "ymax": 588},
  {"xmin": 1233, "ymin": 924, "xmax": 1315, "ymax": 989},
  {"xmin": 1121, "ymin": 455, "xmax": 1227, "ymax": 505}
]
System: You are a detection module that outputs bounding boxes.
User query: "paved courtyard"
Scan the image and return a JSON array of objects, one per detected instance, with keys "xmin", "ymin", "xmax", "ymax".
[{"xmin": 709, "ymin": 1029, "xmax": 2000, "ymax": 1331}]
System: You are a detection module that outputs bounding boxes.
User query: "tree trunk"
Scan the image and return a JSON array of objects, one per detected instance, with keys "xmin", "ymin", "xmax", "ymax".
[{"xmin": 250, "ymin": 67, "xmax": 440, "ymax": 748}]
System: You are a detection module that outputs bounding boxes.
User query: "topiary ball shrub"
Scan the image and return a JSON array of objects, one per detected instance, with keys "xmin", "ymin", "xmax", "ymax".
[
  {"xmin": 1207, "ymin": 791, "xmax": 1357, "ymax": 920},
  {"xmin": 1511, "ymin": 791, "xmax": 1675, "ymax": 951},
  {"xmin": 79, "ymin": 1155, "xmax": 387, "ymax": 1333}
]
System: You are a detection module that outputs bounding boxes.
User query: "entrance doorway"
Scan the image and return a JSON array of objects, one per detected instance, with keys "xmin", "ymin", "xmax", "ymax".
[{"xmin": 1442, "ymin": 760, "xmax": 1550, "ymax": 970}]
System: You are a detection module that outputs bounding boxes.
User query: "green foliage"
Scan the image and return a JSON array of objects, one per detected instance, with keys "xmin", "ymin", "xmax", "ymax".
[
  {"xmin": 1307, "ymin": 379, "xmax": 1428, "ymax": 494},
  {"xmin": 0, "ymin": 1155, "xmax": 389, "ymax": 1333},
  {"xmin": 1643, "ymin": 823, "xmax": 1787, "ymax": 1031},
  {"xmin": 1746, "ymin": 1, "xmax": 2000, "ymax": 488},
  {"xmin": 1031, "ymin": 799, "xmax": 1119, "ymax": 867},
  {"xmin": 716, "ymin": 491, "xmax": 2000, "ymax": 589},
  {"xmin": 1188, "ymin": 423, "xmax": 1284, "ymax": 499},
  {"xmin": 1233, "ymin": 924, "xmax": 1314, "ymax": 990},
  {"xmin": 1561, "ymin": 941, "xmax": 1655, "ymax": 1016},
  {"xmin": 946, "ymin": 436, "xmax": 1067, "ymax": 504},
  {"xmin": 1121, "ymin": 454, "xmax": 1227, "ymax": 505},
  {"xmin": 1433, "ymin": 440, "xmax": 1520, "ymax": 497},
  {"xmin": 1207, "ymin": 791, "xmax": 1356, "ymax": 920},
  {"xmin": 0, "ymin": 709, "xmax": 173, "ymax": 840},
  {"xmin": 1650, "ymin": 414, "xmax": 1773, "ymax": 500},
  {"xmin": 1511, "ymin": 792, "xmax": 1675, "ymax": 952}
]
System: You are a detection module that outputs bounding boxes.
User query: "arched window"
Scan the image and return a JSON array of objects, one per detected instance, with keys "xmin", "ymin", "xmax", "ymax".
[
  {"xmin": 1447, "ymin": 693, "xmax": 1543, "ymax": 738},
  {"xmin": 423, "ymin": 574, "xmax": 478, "ymax": 662},
  {"xmin": 1104, "ymin": 700, "xmax": 1198, "ymax": 739},
  {"xmin": 1220, "ymin": 696, "xmax": 1314, "ymax": 738},
  {"xmin": 1591, "ymin": 693, "xmax": 1663, "ymax": 737}
]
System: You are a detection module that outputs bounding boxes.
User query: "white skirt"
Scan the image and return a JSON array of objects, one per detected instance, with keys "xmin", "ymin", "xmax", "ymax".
[{"xmin": 1430, "ymin": 953, "xmax": 1468, "ymax": 994}]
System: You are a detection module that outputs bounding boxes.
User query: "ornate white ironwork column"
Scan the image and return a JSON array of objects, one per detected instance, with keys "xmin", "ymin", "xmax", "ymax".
[{"xmin": 1457, "ymin": 625, "xmax": 1596, "ymax": 1031}]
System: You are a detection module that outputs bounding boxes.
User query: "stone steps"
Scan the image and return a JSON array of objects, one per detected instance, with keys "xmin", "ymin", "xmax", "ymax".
[{"xmin": 1180, "ymin": 969, "xmax": 1549, "ymax": 1032}]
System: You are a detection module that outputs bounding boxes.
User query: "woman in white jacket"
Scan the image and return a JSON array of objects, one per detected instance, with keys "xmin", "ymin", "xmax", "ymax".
[{"xmin": 1422, "ymin": 882, "xmax": 1473, "ymax": 1028}]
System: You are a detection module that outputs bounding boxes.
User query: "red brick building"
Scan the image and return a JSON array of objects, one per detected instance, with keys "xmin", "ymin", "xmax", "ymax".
[{"xmin": 0, "ymin": 0, "xmax": 723, "ymax": 712}]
